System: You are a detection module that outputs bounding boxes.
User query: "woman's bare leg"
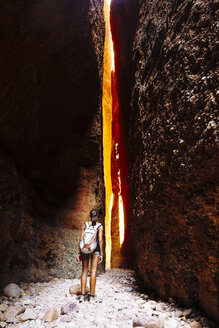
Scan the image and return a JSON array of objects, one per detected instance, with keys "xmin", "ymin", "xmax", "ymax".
[
  {"xmin": 81, "ymin": 254, "xmax": 89, "ymax": 294},
  {"xmin": 90, "ymin": 255, "xmax": 99, "ymax": 295}
]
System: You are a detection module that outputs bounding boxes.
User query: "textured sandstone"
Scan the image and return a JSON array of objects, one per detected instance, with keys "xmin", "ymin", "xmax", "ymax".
[
  {"xmin": 111, "ymin": 0, "xmax": 218, "ymax": 323},
  {"xmin": 0, "ymin": 150, "xmax": 85, "ymax": 284},
  {"xmin": 0, "ymin": 1, "xmax": 104, "ymax": 285}
]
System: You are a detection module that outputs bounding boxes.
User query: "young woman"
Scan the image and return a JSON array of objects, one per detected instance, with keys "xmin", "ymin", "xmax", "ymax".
[{"xmin": 77, "ymin": 209, "xmax": 103, "ymax": 301}]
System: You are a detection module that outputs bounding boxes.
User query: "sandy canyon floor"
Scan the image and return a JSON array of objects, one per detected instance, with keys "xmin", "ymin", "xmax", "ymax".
[{"xmin": 0, "ymin": 269, "xmax": 217, "ymax": 328}]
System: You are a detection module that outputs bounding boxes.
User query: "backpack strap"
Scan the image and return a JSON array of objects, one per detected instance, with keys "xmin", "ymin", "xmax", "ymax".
[
  {"xmin": 95, "ymin": 223, "xmax": 102, "ymax": 230},
  {"xmin": 85, "ymin": 222, "xmax": 101, "ymax": 230}
]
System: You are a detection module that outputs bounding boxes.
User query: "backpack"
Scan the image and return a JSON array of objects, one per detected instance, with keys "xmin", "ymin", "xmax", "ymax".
[{"xmin": 80, "ymin": 222, "xmax": 102, "ymax": 254}]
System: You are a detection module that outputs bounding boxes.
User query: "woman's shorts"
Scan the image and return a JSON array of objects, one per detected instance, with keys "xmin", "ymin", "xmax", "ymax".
[
  {"xmin": 92, "ymin": 250, "xmax": 101, "ymax": 256},
  {"xmin": 81, "ymin": 250, "xmax": 100, "ymax": 257}
]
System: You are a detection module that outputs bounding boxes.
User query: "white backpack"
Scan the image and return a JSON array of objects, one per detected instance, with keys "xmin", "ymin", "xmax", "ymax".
[{"xmin": 80, "ymin": 222, "xmax": 101, "ymax": 254}]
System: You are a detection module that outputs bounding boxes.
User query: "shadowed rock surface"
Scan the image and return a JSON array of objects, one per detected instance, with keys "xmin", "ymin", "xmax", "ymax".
[
  {"xmin": 0, "ymin": 0, "xmax": 105, "ymax": 285},
  {"xmin": 111, "ymin": 0, "xmax": 218, "ymax": 322}
]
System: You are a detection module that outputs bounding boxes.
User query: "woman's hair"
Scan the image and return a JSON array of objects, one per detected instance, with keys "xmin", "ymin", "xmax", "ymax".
[{"xmin": 90, "ymin": 209, "xmax": 97, "ymax": 218}]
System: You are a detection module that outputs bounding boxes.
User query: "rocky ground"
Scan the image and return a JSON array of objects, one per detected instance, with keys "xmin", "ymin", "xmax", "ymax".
[{"xmin": 0, "ymin": 269, "xmax": 217, "ymax": 328}]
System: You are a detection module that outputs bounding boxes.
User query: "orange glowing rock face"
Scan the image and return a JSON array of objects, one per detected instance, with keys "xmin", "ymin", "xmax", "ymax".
[
  {"xmin": 103, "ymin": 0, "xmax": 113, "ymax": 269},
  {"xmin": 111, "ymin": 69, "xmax": 130, "ymax": 268},
  {"xmin": 103, "ymin": 0, "xmax": 130, "ymax": 269}
]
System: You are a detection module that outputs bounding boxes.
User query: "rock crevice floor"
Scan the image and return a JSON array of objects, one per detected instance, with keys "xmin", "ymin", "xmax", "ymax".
[{"xmin": 0, "ymin": 269, "xmax": 217, "ymax": 328}]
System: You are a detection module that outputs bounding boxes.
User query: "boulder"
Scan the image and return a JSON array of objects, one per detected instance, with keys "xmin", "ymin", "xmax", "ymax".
[
  {"xmin": 19, "ymin": 309, "xmax": 37, "ymax": 322},
  {"xmin": 133, "ymin": 316, "xmax": 146, "ymax": 327},
  {"xmin": 20, "ymin": 299, "xmax": 36, "ymax": 307},
  {"xmin": 0, "ymin": 305, "xmax": 8, "ymax": 313},
  {"xmin": 3, "ymin": 284, "xmax": 22, "ymax": 298},
  {"xmin": 164, "ymin": 318, "xmax": 178, "ymax": 328},
  {"xmin": 144, "ymin": 319, "xmax": 164, "ymax": 328},
  {"xmin": 133, "ymin": 316, "xmax": 164, "ymax": 328},
  {"xmin": 5, "ymin": 306, "xmax": 26, "ymax": 322},
  {"xmin": 69, "ymin": 285, "xmax": 81, "ymax": 295},
  {"xmin": 61, "ymin": 302, "xmax": 79, "ymax": 315},
  {"xmin": 0, "ymin": 313, "xmax": 6, "ymax": 322},
  {"xmin": 43, "ymin": 309, "xmax": 58, "ymax": 322},
  {"xmin": 183, "ymin": 309, "xmax": 193, "ymax": 319},
  {"xmin": 190, "ymin": 322, "xmax": 202, "ymax": 328},
  {"xmin": 174, "ymin": 310, "xmax": 183, "ymax": 318},
  {"xmin": 60, "ymin": 315, "xmax": 73, "ymax": 323}
]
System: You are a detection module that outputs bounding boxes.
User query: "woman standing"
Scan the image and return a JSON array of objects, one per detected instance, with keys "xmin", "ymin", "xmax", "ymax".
[{"xmin": 77, "ymin": 209, "xmax": 103, "ymax": 301}]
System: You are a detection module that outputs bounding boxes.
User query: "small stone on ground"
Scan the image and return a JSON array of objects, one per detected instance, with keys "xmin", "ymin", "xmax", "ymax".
[
  {"xmin": 3, "ymin": 283, "xmax": 22, "ymax": 298},
  {"xmin": 19, "ymin": 308, "xmax": 37, "ymax": 322},
  {"xmin": 43, "ymin": 309, "xmax": 58, "ymax": 322}
]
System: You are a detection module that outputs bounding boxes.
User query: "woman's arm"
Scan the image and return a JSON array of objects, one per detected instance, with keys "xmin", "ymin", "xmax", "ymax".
[
  {"xmin": 77, "ymin": 224, "xmax": 85, "ymax": 261},
  {"xmin": 98, "ymin": 225, "xmax": 104, "ymax": 263}
]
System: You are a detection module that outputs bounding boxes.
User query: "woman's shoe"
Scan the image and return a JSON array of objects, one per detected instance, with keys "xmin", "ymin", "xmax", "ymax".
[
  {"xmin": 87, "ymin": 294, "xmax": 96, "ymax": 302},
  {"xmin": 77, "ymin": 294, "xmax": 86, "ymax": 302}
]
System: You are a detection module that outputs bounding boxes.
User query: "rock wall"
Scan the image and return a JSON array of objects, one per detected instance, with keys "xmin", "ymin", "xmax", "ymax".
[
  {"xmin": 111, "ymin": 0, "xmax": 219, "ymax": 323},
  {"xmin": 0, "ymin": 0, "xmax": 105, "ymax": 286}
]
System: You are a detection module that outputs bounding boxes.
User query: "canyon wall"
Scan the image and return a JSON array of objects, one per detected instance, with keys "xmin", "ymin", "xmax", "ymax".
[
  {"xmin": 0, "ymin": 0, "xmax": 105, "ymax": 286},
  {"xmin": 111, "ymin": 0, "xmax": 219, "ymax": 322}
]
